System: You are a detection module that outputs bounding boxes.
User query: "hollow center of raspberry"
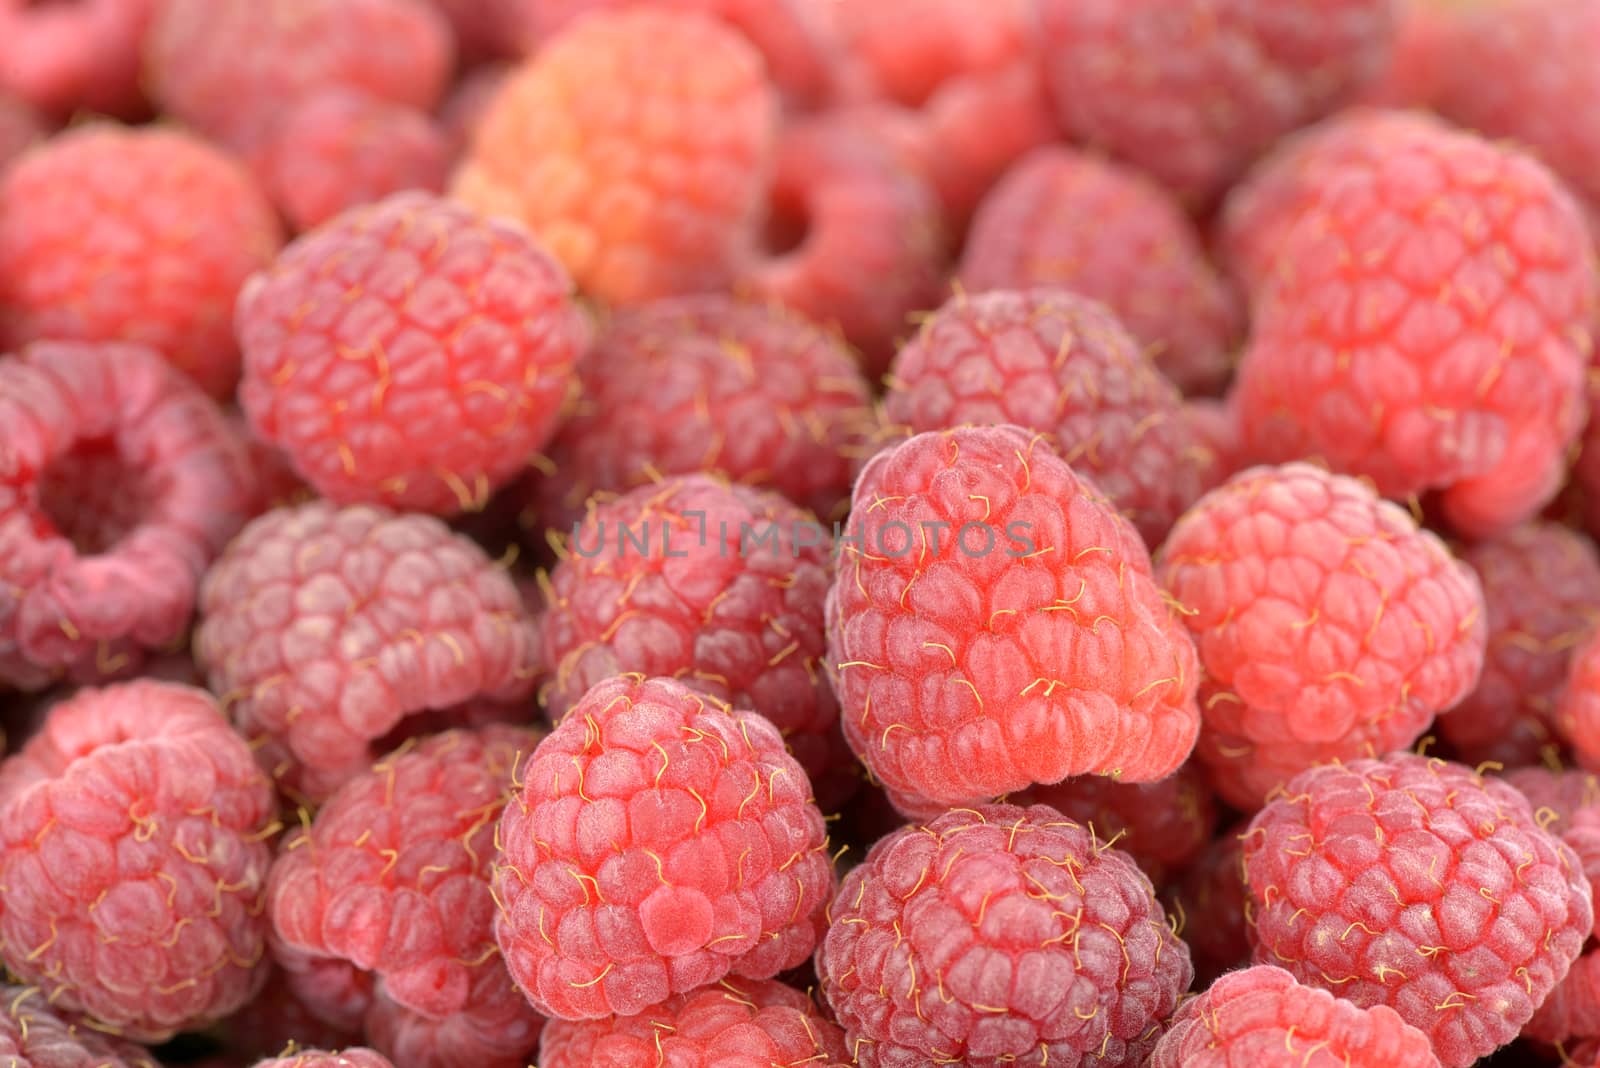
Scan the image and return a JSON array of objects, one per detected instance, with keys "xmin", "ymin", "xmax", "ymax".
[{"xmin": 38, "ymin": 435, "xmax": 152, "ymax": 555}]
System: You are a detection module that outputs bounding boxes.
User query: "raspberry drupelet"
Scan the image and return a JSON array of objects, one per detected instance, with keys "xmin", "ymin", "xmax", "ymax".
[
  {"xmin": 817, "ymin": 802, "xmax": 1193, "ymax": 1068},
  {"xmin": 235, "ymin": 191, "xmax": 587, "ymax": 517},
  {"xmin": 453, "ymin": 9, "xmax": 778, "ymax": 306},
  {"xmin": 193, "ymin": 501, "xmax": 540, "ymax": 803},
  {"xmin": 0, "ymin": 341, "xmax": 257, "ymax": 691},
  {"xmin": 0, "ymin": 681, "xmax": 278, "ymax": 1041},
  {"xmin": 825, "ymin": 424, "xmax": 1201, "ymax": 813},
  {"xmin": 492, "ymin": 675, "xmax": 836, "ymax": 1020},
  {"xmin": 1241, "ymin": 753, "xmax": 1593, "ymax": 1067}
]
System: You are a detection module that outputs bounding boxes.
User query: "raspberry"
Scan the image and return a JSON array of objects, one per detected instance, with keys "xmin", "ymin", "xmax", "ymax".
[
  {"xmin": 1437, "ymin": 524, "xmax": 1600, "ymax": 767},
  {"xmin": 427, "ymin": 0, "xmax": 537, "ymax": 61},
  {"xmin": 255, "ymin": 90, "xmax": 451, "ymax": 234},
  {"xmin": 251, "ymin": 1050, "xmax": 394, "ymax": 1068},
  {"xmin": 1035, "ymin": 0, "xmax": 1398, "ymax": 205},
  {"xmin": 0, "ymin": 985, "xmax": 157, "ymax": 1068},
  {"xmin": 1162, "ymin": 821, "xmax": 1251, "ymax": 984},
  {"xmin": 537, "ymin": 978, "xmax": 849, "ymax": 1068},
  {"xmin": 739, "ymin": 107, "xmax": 947, "ymax": 376},
  {"xmin": 452, "ymin": 10, "xmax": 778, "ymax": 306},
  {"xmin": 1014, "ymin": 761, "xmax": 1218, "ymax": 886},
  {"xmin": 1147, "ymin": 964, "xmax": 1441, "ymax": 1068},
  {"xmin": 0, "ymin": 124, "xmax": 284, "ymax": 398},
  {"xmin": 144, "ymin": 0, "xmax": 453, "ymax": 158},
  {"xmin": 1228, "ymin": 111, "xmax": 1596, "ymax": 538},
  {"xmin": 882, "ymin": 287, "xmax": 1220, "ymax": 547},
  {"xmin": 1240, "ymin": 753, "xmax": 1593, "ymax": 1067},
  {"xmin": 491, "ymin": 674, "xmax": 835, "ymax": 1020},
  {"xmin": 268, "ymin": 726, "xmax": 545, "ymax": 1068},
  {"xmin": 0, "ymin": 0, "xmax": 154, "ymax": 118},
  {"xmin": 0, "ymin": 341, "xmax": 257, "ymax": 691},
  {"xmin": 1359, "ymin": 0, "xmax": 1456, "ymax": 110},
  {"xmin": 826, "ymin": 424, "xmax": 1201, "ymax": 811},
  {"xmin": 235, "ymin": 191, "xmax": 586, "ymax": 517},
  {"xmin": 1156, "ymin": 463, "xmax": 1488, "ymax": 809},
  {"xmin": 1501, "ymin": 767, "xmax": 1600, "ymax": 942},
  {"xmin": 958, "ymin": 146, "xmax": 1242, "ymax": 396},
  {"xmin": 193, "ymin": 501, "xmax": 540, "ymax": 802},
  {"xmin": 220, "ymin": 967, "xmax": 363, "ymax": 1063},
  {"xmin": 817, "ymin": 802, "xmax": 1192, "ymax": 1068},
  {"xmin": 0, "ymin": 92, "xmax": 43, "ymax": 172},
  {"xmin": 1179, "ymin": 397, "xmax": 1245, "ymax": 490},
  {"xmin": 438, "ymin": 65, "xmax": 508, "ymax": 156},
  {"xmin": 827, "ymin": 0, "xmax": 1030, "ymax": 108},
  {"xmin": 1526, "ymin": 947, "xmax": 1600, "ymax": 1045},
  {"xmin": 530, "ymin": 294, "xmax": 874, "ymax": 533},
  {"xmin": 538, "ymin": 475, "xmax": 854, "ymax": 809},
  {"xmin": 0, "ymin": 680, "xmax": 277, "ymax": 1040}
]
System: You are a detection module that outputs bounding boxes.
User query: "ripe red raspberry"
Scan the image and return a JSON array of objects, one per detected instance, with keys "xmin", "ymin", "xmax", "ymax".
[
  {"xmin": 1241, "ymin": 753, "xmax": 1593, "ymax": 1067},
  {"xmin": 826, "ymin": 0, "xmax": 1028, "ymax": 109},
  {"xmin": 538, "ymin": 475, "xmax": 853, "ymax": 809},
  {"xmin": 0, "ymin": 341, "xmax": 257, "ymax": 691},
  {"xmin": 537, "ymin": 978, "xmax": 849, "ymax": 1068},
  {"xmin": 236, "ymin": 191, "xmax": 586, "ymax": 517},
  {"xmin": 193, "ymin": 501, "xmax": 540, "ymax": 802},
  {"xmin": 530, "ymin": 294, "xmax": 874, "ymax": 532},
  {"xmin": 818, "ymin": 803, "xmax": 1192, "ymax": 1068},
  {"xmin": 0, "ymin": 985, "xmax": 158, "ymax": 1068},
  {"xmin": 1501, "ymin": 767, "xmax": 1600, "ymax": 943},
  {"xmin": 0, "ymin": 680, "xmax": 277, "ymax": 1040},
  {"xmin": 1526, "ymin": 947, "xmax": 1600, "ymax": 1046},
  {"xmin": 144, "ymin": 0, "xmax": 453, "ymax": 158},
  {"xmin": 453, "ymin": 10, "xmax": 778, "ymax": 306},
  {"xmin": 1229, "ymin": 112, "xmax": 1596, "ymax": 538},
  {"xmin": 1162, "ymin": 821, "xmax": 1251, "ymax": 984},
  {"xmin": 1148, "ymin": 964, "xmax": 1441, "ymax": 1068},
  {"xmin": 1157, "ymin": 463, "xmax": 1488, "ymax": 809},
  {"xmin": 252, "ymin": 1051, "xmax": 394, "ymax": 1068},
  {"xmin": 827, "ymin": 424, "xmax": 1201, "ymax": 811},
  {"xmin": 0, "ymin": 92, "xmax": 43, "ymax": 172},
  {"xmin": 959, "ymin": 146, "xmax": 1242, "ymax": 396},
  {"xmin": 0, "ymin": 124, "xmax": 283, "ymax": 398},
  {"xmin": 740, "ymin": 107, "xmax": 947, "ymax": 376},
  {"xmin": 269, "ymin": 726, "xmax": 545, "ymax": 1068},
  {"xmin": 0, "ymin": 0, "xmax": 153, "ymax": 118},
  {"xmin": 255, "ymin": 90, "xmax": 451, "ymax": 234},
  {"xmin": 492, "ymin": 674, "xmax": 835, "ymax": 1020},
  {"xmin": 1036, "ymin": 0, "xmax": 1398, "ymax": 205},
  {"xmin": 883, "ymin": 287, "xmax": 1221, "ymax": 547}
]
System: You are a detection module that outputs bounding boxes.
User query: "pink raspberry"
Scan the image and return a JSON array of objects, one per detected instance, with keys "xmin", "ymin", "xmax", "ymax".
[
  {"xmin": 1036, "ymin": 0, "xmax": 1398, "ymax": 205},
  {"xmin": 0, "ymin": 341, "xmax": 257, "ymax": 691},
  {"xmin": 882, "ymin": 287, "xmax": 1221, "ymax": 547},
  {"xmin": 818, "ymin": 802, "xmax": 1192, "ymax": 1068},
  {"xmin": 959, "ymin": 146, "xmax": 1242, "ymax": 396},
  {"xmin": 1559, "ymin": 626, "xmax": 1600, "ymax": 774},
  {"xmin": 255, "ymin": 90, "xmax": 452, "ymax": 234},
  {"xmin": 144, "ymin": 0, "xmax": 453, "ymax": 158},
  {"xmin": 492, "ymin": 674, "xmax": 836, "ymax": 1020},
  {"xmin": 0, "ymin": 681, "xmax": 278, "ymax": 1040},
  {"xmin": 827, "ymin": 0, "xmax": 1029, "ymax": 109},
  {"xmin": 236, "ymin": 191, "xmax": 586, "ymax": 517},
  {"xmin": 1501, "ymin": 767, "xmax": 1600, "ymax": 941},
  {"xmin": 251, "ymin": 1051, "xmax": 394, "ymax": 1068},
  {"xmin": 0, "ymin": 123, "xmax": 284, "ymax": 398},
  {"xmin": 537, "ymin": 978, "xmax": 849, "ymax": 1068},
  {"xmin": 538, "ymin": 475, "xmax": 854, "ymax": 809},
  {"xmin": 1241, "ymin": 753, "xmax": 1593, "ymax": 1067},
  {"xmin": 0, "ymin": 0, "xmax": 154, "ymax": 118},
  {"xmin": 193, "ymin": 501, "xmax": 540, "ymax": 802},
  {"xmin": 1157, "ymin": 462, "xmax": 1488, "ymax": 809},
  {"xmin": 826, "ymin": 424, "xmax": 1201, "ymax": 811},
  {"xmin": 0, "ymin": 92, "xmax": 43, "ymax": 172},
  {"xmin": 1179, "ymin": 397, "xmax": 1245, "ymax": 490},
  {"xmin": 530, "ymin": 294, "xmax": 874, "ymax": 533},
  {"xmin": 1526, "ymin": 947, "xmax": 1600, "ymax": 1046},
  {"xmin": 0, "ymin": 985, "xmax": 157, "ymax": 1068},
  {"xmin": 269, "ymin": 726, "xmax": 545, "ymax": 1068},
  {"xmin": 437, "ymin": 64, "xmax": 509, "ymax": 156},
  {"xmin": 1148, "ymin": 965, "xmax": 1441, "ymax": 1068},
  {"xmin": 1162, "ymin": 821, "xmax": 1251, "ymax": 984}
]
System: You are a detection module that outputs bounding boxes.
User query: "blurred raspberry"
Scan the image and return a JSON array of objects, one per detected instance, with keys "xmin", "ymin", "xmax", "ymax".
[
  {"xmin": 256, "ymin": 90, "xmax": 451, "ymax": 233},
  {"xmin": 269, "ymin": 726, "xmax": 545, "ymax": 1068},
  {"xmin": 1501, "ymin": 766, "xmax": 1600, "ymax": 938},
  {"xmin": 1560, "ymin": 631, "xmax": 1600, "ymax": 774},
  {"xmin": 1564, "ymin": 372, "xmax": 1600, "ymax": 543},
  {"xmin": 1526, "ymin": 947, "xmax": 1600, "ymax": 1046},
  {"xmin": 1241, "ymin": 753, "xmax": 1593, "ymax": 1067},
  {"xmin": 826, "ymin": 424, "xmax": 1201, "ymax": 811},
  {"xmin": 492, "ymin": 675, "xmax": 835, "ymax": 1019},
  {"xmin": 0, "ymin": 681, "xmax": 277, "ymax": 1040},
  {"xmin": 740, "ymin": 107, "xmax": 946, "ymax": 376},
  {"xmin": 1162, "ymin": 821, "xmax": 1251, "ymax": 984},
  {"xmin": 1359, "ymin": 0, "xmax": 1457, "ymax": 109},
  {"xmin": 220, "ymin": 967, "xmax": 363, "ymax": 1063},
  {"xmin": 1157, "ymin": 463, "xmax": 1488, "ymax": 809},
  {"xmin": 0, "ymin": 984, "xmax": 157, "ymax": 1068},
  {"xmin": 427, "ymin": 0, "xmax": 538, "ymax": 60},
  {"xmin": 960, "ymin": 146, "xmax": 1241, "ymax": 396},
  {"xmin": 0, "ymin": 123, "xmax": 283, "ymax": 397},
  {"xmin": 530, "ymin": 294, "xmax": 874, "ymax": 532},
  {"xmin": 226, "ymin": 412, "xmax": 312, "ymax": 519},
  {"xmin": 827, "ymin": 0, "xmax": 1029, "ymax": 108},
  {"xmin": 453, "ymin": 9, "xmax": 778, "ymax": 305},
  {"xmin": 0, "ymin": 342, "xmax": 256, "ymax": 691},
  {"xmin": 1148, "ymin": 965, "xmax": 1440, "ymax": 1068},
  {"xmin": 1179, "ymin": 397, "xmax": 1245, "ymax": 491},
  {"xmin": 0, "ymin": 0, "xmax": 154, "ymax": 118},
  {"xmin": 883, "ymin": 287, "xmax": 1221, "ymax": 547},
  {"xmin": 236, "ymin": 191, "xmax": 586, "ymax": 517},
  {"xmin": 1227, "ymin": 111, "xmax": 1596, "ymax": 538},
  {"xmin": 0, "ymin": 93, "xmax": 42, "ymax": 172},
  {"xmin": 194, "ymin": 502, "xmax": 540, "ymax": 802},
  {"xmin": 1036, "ymin": 0, "xmax": 1398, "ymax": 205},
  {"xmin": 818, "ymin": 802, "xmax": 1192, "ymax": 1068},
  {"xmin": 537, "ymin": 979, "xmax": 849, "ymax": 1068},
  {"xmin": 252, "ymin": 1051, "xmax": 394, "ymax": 1068},
  {"xmin": 144, "ymin": 0, "xmax": 453, "ymax": 158},
  {"xmin": 438, "ymin": 64, "xmax": 509, "ymax": 155}
]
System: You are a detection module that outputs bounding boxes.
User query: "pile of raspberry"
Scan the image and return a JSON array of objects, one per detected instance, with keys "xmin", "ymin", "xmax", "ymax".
[{"xmin": 14, "ymin": 2, "xmax": 1600, "ymax": 1067}]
